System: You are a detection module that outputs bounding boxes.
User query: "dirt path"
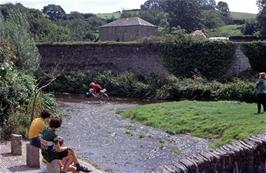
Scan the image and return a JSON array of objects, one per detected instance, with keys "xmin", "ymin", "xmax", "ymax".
[
  {"xmin": 0, "ymin": 141, "xmax": 40, "ymax": 173},
  {"xmin": 0, "ymin": 141, "xmax": 103, "ymax": 173},
  {"xmin": 59, "ymin": 100, "xmax": 210, "ymax": 173}
]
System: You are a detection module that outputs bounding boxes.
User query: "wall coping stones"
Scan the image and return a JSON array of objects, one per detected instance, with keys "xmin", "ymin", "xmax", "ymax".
[{"xmin": 145, "ymin": 133, "xmax": 266, "ymax": 173}]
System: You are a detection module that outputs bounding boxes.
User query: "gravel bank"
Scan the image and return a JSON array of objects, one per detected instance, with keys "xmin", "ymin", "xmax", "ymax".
[{"xmin": 59, "ymin": 100, "xmax": 210, "ymax": 173}]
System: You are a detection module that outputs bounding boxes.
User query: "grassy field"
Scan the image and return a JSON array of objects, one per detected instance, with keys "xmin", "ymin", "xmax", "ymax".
[
  {"xmin": 96, "ymin": 11, "xmax": 256, "ymax": 21},
  {"xmin": 96, "ymin": 11, "xmax": 121, "ymax": 20},
  {"xmin": 230, "ymin": 12, "xmax": 256, "ymax": 20},
  {"xmin": 213, "ymin": 24, "xmax": 243, "ymax": 37},
  {"xmin": 120, "ymin": 101, "xmax": 266, "ymax": 147}
]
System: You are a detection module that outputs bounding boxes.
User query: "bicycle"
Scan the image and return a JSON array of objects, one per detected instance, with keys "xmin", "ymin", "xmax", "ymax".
[{"xmin": 85, "ymin": 88, "xmax": 109, "ymax": 100}]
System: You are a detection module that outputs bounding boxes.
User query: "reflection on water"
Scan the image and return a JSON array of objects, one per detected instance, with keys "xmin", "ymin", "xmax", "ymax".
[{"xmin": 55, "ymin": 93, "xmax": 161, "ymax": 105}]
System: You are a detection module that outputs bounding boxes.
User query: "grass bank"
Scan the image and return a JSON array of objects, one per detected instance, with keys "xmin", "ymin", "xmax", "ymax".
[{"xmin": 120, "ymin": 101, "xmax": 266, "ymax": 147}]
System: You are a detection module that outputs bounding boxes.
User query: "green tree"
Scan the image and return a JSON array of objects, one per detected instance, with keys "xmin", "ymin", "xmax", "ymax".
[
  {"xmin": 67, "ymin": 11, "xmax": 85, "ymax": 20},
  {"xmin": 58, "ymin": 19, "xmax": 96, "ymax": 41},
  {"xmin": 201, "ymin": 10, "xmax": 225, "ymax": 29},
  {"xmin": 42, "ymin": 4, "xmax": 67, "ymax": 21},
  {"xmin": 120, "ymin": 10, "xmax": 139, "ymax": 18},
  {"xmin": 241, "ymin": 22, "xmax": 258, "ymax": 35},
  {"xmin": 141, "ymin": 0, "xmax": 162, "ymax": 10},
  {"xmin": 161, "ymin": 0, "xmax": 202, "ymax": 32},
  {"xmin": 197, "ymin": 0, "xmax": 216, "ymax": 10},
  {"xmin": 0, "ymin": 5, "xmax": 40, "ymax": 72},
  {"xmin": 217, "ymin": 1, "xmax": 230, "ymax": 16},
  {"xmin": 257, "ymin": 0, "xmax": 266, "ymax": 36}
]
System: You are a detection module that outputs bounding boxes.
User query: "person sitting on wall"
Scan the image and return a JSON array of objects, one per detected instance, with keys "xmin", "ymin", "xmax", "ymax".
[
  {"xmin": 28, "ymin": 109, "xmax": 51, "ymax": 148},
  {"xmin": 41, "ymin": 117, "xmax": 91, "ymax": 173},
  {"xmin": 88, "ymin": 82, "xmax": 108, "ymax": 98}
]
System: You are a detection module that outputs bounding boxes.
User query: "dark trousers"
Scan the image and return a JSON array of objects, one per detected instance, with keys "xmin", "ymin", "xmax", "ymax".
[{"xmin": 257, "ymin": 93, "xmax": 266, "ymax": 113}]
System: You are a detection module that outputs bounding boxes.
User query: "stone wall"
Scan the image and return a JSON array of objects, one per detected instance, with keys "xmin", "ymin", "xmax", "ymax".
[
  {"xmin": 38, "ymin": 43, "xmax": 252, "ymax": 78},
  {"xmin": 146, "ymin": 133, "xmax": 266, "ymax": 173},
  {"xmin": 38, "ymin": 43, "xmax": 168, "ymax": 76},
  {"xmin": 226, "ymin": 45, "xmax": 252, "ymax": 77}
]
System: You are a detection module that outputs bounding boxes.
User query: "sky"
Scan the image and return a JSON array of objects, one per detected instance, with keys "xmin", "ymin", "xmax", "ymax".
[{"xmin": 0, "ymin": 0, "xmax": 259, "ymax": 14}]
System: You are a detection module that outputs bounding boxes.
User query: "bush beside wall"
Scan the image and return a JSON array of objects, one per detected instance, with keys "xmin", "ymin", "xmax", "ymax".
[
  {"xmin": 242, "ymin": 42, "xmax": 266, "ymax": 72},
  {"xmin": 47, "ymin": 70, "xmax": 257, "ymax": 102},
  {"xmin": 160, "ymin": 41, "xmax": 236, "ymax": 80}
]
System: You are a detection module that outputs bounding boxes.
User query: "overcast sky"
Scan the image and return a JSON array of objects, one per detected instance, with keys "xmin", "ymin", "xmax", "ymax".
[{"xmin": 0, "ymin": 0, "xmax": 259, "ymax": 14}]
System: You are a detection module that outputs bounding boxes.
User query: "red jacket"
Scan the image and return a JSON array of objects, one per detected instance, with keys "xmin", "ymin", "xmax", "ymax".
[{"xmin": 91, "ymin": 83, "xmax": 101, "ymax": 91}]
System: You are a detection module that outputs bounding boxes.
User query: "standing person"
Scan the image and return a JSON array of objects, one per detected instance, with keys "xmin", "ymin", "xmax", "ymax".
[
  {"xmin": 41, "ymin": 117, "xmax": 91, "ymax": 173},
  {"xmin": 28, "ymin": 109, "xmax": 51, "ymax": 148},
  {"xmin": 256, "ymin": 72, "xmax": 266, "ymax": 114}
]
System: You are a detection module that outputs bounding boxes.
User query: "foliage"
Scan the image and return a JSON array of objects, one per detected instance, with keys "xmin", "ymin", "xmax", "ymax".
[
  {"xmin": 156, "ymin": 26, "xmax": 190, "ymax": 41},
  {"xmin": 0, "ymin": 36, "xmax": 58, "ymax": 139},
  {"xmin": 201, "ymin": 10, "xmax": 225, "ymax": 29},
  {"xmin": 197, "ymin": 0, "xmax": 216, "ymax": 10},
  {"xmin": 0, "ymin": 38, "xmax": 16, "ymax": 63},
  {"xmin": 96, "ymin": 11, "xmax": 121, "ymax": 20},
  {"xmin": 207, "ymin": 25, "xmax": 243, "ymax": 37},
  {"xmin": 216, "ymin": 1, "xmax": 230, "ymax": 16},
  {"xmin": 54, "ymin": 8, "xmax": 105, "ymax": 42},
  {"xmin": 241, "ymin": 22, "xmax": 258, "ymax": 35},
  {"xmin": 141, "ymin": 10, "xmax": 169, "ymax": 29},
  {"xmin": 46, "ymin": 70, "xmax": 257, "ymax": 103},
  {"xmin": 47, "ymin": 71, "xmax": 153, "ymax": 98},
  {"xmin": 42, "ymin": 4, "xmax": 67, "ymax": 21},
  {"xmin": 0, "ymin": 69, "xmax": 35, "ymax": 138},
  {"xmin": 120, "ymin": 100, "xmax": 265, "ymax": 147},
  {"xmin": 120, "ymin": 10, "xmax": 139, "ymax": 18},
  {"xmin": 242, "ymin": 42, "xmax": 266, "ymax": 72},
  {"xmin": 161, "ymin": 0, "xmax": 202, "ymax": 32},
  {"xmin": 57, "ymin": 19, "xmax": 97, "ymax": 41},
  {"xmin": 217, "ymin": 25, "xmax": 243, "ymax": 36},
  {"xmin": 1, "ymin": 3, "xmax": 73, "ymax": 42},
  {"xmin": 0, "ymin": 4, "xmax": 40, "ymax": 73},
  {"xmin": 160, "ymin": 41, "xmax": 236, "ymax": 80},
  {"xmin": 230, "ymin": 12, "xmax": 256, "ymax": 21},
  {"xmin": 141, "ymin": 0, "xmax": 162, "ymax": 11},
  {"xmin": 257, "ymin": 0, "xmax": 266, "ymax": 37}
]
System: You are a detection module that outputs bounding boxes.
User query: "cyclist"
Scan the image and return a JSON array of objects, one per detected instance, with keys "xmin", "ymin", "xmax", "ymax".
[{"xmin": 88, "ymin": 82, "xmax": 108, "ymax": 98}]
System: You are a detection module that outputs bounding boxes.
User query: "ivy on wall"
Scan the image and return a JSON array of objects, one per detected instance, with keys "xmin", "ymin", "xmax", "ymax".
[
  {"xmin": 160, "ymin": 41, "xmax": 236, "ymax": 80},
  {"xmin": 242, "ymin": 42, "xmax": 266, "ymax": 72}
]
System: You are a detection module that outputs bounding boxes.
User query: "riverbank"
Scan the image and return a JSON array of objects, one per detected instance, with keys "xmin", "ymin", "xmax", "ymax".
[
  {"xmin": 58, "ymin": 98, "xmax": 210, "ymax": 173},
  {"xmin": 120, "ymin": 100, "xmax": 265, "ymax": 147}
]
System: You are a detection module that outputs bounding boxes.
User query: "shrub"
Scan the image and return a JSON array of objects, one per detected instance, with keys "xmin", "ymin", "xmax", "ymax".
[
  {"xmin": 0, "ymin": 38, "xmax": 58, "ymax": 139},
  {"xmin": 0, "ymin": 70, "xmax": 35, "ymax": 138},
  {"xmin": 218, "ymin": 80, "xmax": 256, "ymax": 102},
  {"xmin": 47, "ymin": 70, "xmax": 257, "ymax": 103},
  {"xmin": 160, "ymin": 41, "xmax": 236, "ymax": 80},
  {"xmin": 0, "ymin": 6, "xmax": 40, "ymax": 73}
]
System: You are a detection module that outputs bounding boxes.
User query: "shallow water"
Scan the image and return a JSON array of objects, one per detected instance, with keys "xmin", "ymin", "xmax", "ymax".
[{"xmin": 58, "ymin": 95, "xmax": 210, "ymax": 173}]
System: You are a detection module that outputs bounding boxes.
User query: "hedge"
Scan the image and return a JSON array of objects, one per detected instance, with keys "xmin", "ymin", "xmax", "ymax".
[
  {"xmin": 242, "ymin": 42, "xmax": 266, "ymax": 72},
  {"xmin": 46, "ymin": 70, "xmax": 257, "ymax": 103},
  {"xmin": 160, "ymin": 41, "xmax": 236, "ymax": 80}
]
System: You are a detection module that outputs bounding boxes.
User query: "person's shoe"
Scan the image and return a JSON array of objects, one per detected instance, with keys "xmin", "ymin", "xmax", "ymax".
[{"xmin": 76, "ymin": 164, "xmax": 92, "ymax": 172}]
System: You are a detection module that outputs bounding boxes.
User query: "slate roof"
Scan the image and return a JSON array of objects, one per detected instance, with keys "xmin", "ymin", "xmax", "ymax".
[{"xmin": 100, "ymin": 17, "xmax": 156, "ymax": 28}]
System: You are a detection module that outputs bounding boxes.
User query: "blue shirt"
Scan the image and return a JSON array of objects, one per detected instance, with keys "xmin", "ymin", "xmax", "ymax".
[{"xmin": 256, "ymin": 79, "xmax": 266, "ymax": 94}]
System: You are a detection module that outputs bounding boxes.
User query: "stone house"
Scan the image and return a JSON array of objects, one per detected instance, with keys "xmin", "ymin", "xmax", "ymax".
[{"xmin": 99, "ymin": 17, "xmax": 157, "ymax": 41}]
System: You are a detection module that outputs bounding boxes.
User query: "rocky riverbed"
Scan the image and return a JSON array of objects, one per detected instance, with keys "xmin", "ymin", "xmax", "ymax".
[{"xmin": 58, "ymin": 98, "xmax": 210, "ymax": 173}]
